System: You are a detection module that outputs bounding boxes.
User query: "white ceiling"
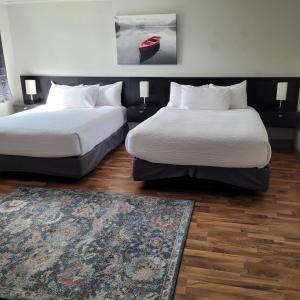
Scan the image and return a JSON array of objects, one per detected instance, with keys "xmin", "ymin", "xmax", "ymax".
[{"xmin": 1, "ymin": 0, "xmax": 110, "ymax": 4}]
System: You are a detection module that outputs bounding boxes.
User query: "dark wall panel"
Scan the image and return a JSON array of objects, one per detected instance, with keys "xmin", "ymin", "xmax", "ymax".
[{"xmin": 21, "ymin": 75, "xmax": 300, "ymax": 112}]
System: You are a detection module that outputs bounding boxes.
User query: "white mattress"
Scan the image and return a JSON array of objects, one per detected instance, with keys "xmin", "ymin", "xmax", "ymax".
[
  {"xmin": 0, "ymin": 105, "xmax": 126, "ymax": 158},
  {"xmin": 126, "ymin": 107, "xmax": 271, "ymax": 168}
]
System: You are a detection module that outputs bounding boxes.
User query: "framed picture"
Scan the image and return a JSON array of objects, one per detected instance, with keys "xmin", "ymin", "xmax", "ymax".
[{"xmin": 115, "ymin": 14, "xmax": 177, "ymax": 65}]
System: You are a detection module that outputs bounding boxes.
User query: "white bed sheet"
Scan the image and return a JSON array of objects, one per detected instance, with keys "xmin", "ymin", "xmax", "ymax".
[
  {"xmin": 126, "ymin": 107, "xmax": 271, "ymax": 168},
  {"xmin": 0, "ymin": 105, "xmax": 126, "ymax": 157}
]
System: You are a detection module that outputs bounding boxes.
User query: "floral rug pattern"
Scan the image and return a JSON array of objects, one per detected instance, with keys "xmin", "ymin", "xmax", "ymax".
[{"xmin": 0, "ymin": 188, "xmax": 194, "ymax": 300}]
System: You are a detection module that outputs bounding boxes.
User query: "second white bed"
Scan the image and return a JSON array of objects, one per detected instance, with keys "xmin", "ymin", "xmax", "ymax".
[{"xmin": 126, "ymin": 107, "xmax": 271, "ymax": 169}]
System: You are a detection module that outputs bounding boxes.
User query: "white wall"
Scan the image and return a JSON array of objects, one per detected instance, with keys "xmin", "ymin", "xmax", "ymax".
[
  {"xmin": 5, "ymin": 0, "xmax": 300, "ymax": 100},
  {"xmin": 0, "ymin": 101, "xmax": 13, "ymax": 116},
  {"xmin": 0, "ymin": 3, "xmax": 15, "ymax": 115},
  {"xmin": 2, "ymin": 0, "xmax": 300, "ymax": 148}
]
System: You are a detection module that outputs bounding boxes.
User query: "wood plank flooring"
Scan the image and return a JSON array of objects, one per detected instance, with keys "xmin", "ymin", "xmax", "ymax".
[{"xmin": 1, "ymin": 146, "xmax": 300, "ymax": 300}]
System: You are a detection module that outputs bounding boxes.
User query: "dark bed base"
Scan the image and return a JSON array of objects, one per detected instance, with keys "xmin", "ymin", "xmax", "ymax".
[
  {"xmin": 0, "ymin": 124, "xmax": 128, "ymax": 179},
  {"xmin": 133, "ymin": 158, "xmax": 270, "ymax": 192}
]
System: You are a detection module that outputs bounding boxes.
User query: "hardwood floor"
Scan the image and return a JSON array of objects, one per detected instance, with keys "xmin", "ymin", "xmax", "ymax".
[{"xmin": 1, "ymin": 146, "xmax": 300, "ymax": 300}]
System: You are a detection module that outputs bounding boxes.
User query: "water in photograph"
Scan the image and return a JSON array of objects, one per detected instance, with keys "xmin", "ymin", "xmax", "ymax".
[{"xmin": 116, "ymin": 26, "xmax": 176, "ymax": 65}]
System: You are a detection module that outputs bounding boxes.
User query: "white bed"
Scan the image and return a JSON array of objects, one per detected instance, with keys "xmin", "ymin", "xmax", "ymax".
[
  {"xmin": 0, "ymin": 105, "xmax": 126, "ymax": 158},
  {"xmin": 126, "ymin": 107, "xmax": 271, "ymax": 169}
]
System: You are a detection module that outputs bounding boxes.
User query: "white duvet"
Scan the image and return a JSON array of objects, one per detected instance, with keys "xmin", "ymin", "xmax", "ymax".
[
  {"xmin": 126, "ymin": 107, "xmax": 271, "ymax": 168},
  {"xmin": 0, "ymin": 105, "xmax": 126, "ymax": 157}
]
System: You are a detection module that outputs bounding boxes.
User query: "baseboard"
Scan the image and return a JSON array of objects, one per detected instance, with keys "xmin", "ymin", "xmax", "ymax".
[
  {"xmin": 269, "ymin": 139, "xmax": 294, "ymax": 150},
  {"xmin": 269, "ymin": 139, "xmax": 300, "ymax": 159}
]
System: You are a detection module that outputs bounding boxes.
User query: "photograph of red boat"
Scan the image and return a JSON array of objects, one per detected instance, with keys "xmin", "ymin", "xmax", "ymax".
[
  {"xmin": 139, "ymin": 36, "xmax": 161, "ymax": 52},
  {"xmin": 115, "ymin": 14, "xmax": 176, "ymax": 65}
]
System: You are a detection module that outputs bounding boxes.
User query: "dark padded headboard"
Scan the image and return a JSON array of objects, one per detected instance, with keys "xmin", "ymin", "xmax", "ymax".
[{"xmin": 20, "ymin": 75, "xmax": 300, "ymax": 112}]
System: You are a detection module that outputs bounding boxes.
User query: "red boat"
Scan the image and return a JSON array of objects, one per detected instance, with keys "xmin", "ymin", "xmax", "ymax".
[{"xmin": 139, "ymin": 36, "xmax": 161, "ymax": 52}]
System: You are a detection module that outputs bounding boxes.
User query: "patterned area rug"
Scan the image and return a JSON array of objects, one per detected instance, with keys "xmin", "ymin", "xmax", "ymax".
[{"xmin": 0, "ymin": 188, "xmax": 194, "ymax": 300}]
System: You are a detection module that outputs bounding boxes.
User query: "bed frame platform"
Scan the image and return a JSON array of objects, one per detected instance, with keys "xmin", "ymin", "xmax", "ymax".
[
  {"xmin": 133, "ymin": 158, "xmax": 270, "ymax": 192},
  {"xmin": 0, "ymin": 124, "xmax": 128, "ymax": 179},
  {"xmin": 4, "ymin": 75, "xmax": 297, "ymax": 182}
]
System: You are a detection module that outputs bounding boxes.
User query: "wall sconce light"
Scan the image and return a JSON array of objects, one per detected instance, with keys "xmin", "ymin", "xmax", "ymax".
[
  {"xmin": 25, "ymin": 79, "xmax": 37, "ymax": 104},
  {"xmin": 140, "ymin": 81, "xmax": 149, "ymax": 107},
  {"xmin": 276, "ymin": 82, "xmax": 288, "ymax": 111}
]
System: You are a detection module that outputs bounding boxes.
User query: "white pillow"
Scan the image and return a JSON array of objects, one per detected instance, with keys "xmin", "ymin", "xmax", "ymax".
[
  {"xmin": 167, "ymin": 82, "xmax": 209, "ymax": 107},
  {"xmin": 182, "ymin": 85, "xmax": 231, "ymax": 110},
  {"xmin": 47, "ymin": 82, "xmax": 99, "ymax": 109},
  {"xmin": 167, "ymin": 82, "xmax": 182, "ymax": 107},
  {"xmin": 96, "ymin": 81, "xmax": 123, "ymax": 107},
  {"xmin": 61, "ymin": 85, "xmax": 99, "ymax": 109},
  {"xmin": 209, "ymin": 80, "xmax": 247, "ymax": 109},
  {"xmin": 46, "ymin": 82, "xmax": 76, "ymax": 109}
]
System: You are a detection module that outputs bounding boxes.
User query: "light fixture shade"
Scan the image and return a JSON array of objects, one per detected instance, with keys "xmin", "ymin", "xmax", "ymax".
[
  {"xmin": 140, "ymin": 81, "xmax": 149, "ymax": 98},
  {"xmin": 25, "ymin": 80, "xmax": 37, "ymax": 95},
  {"xmin": 276, "ymin": 82, "xmax": 288, "ymax": 101}
]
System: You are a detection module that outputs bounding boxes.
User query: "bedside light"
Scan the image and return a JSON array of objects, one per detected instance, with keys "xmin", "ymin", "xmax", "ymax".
[
  {"xmin": 140, "ymin": 81, "xmax": 149, "ymax": 107},
  {"xmin": 25, "ymin": 80, "xmax": 37, "ymax": 104},
  {"xmin": 276, "ymin": 82, "xmax": 288, "ymax": 111}
]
